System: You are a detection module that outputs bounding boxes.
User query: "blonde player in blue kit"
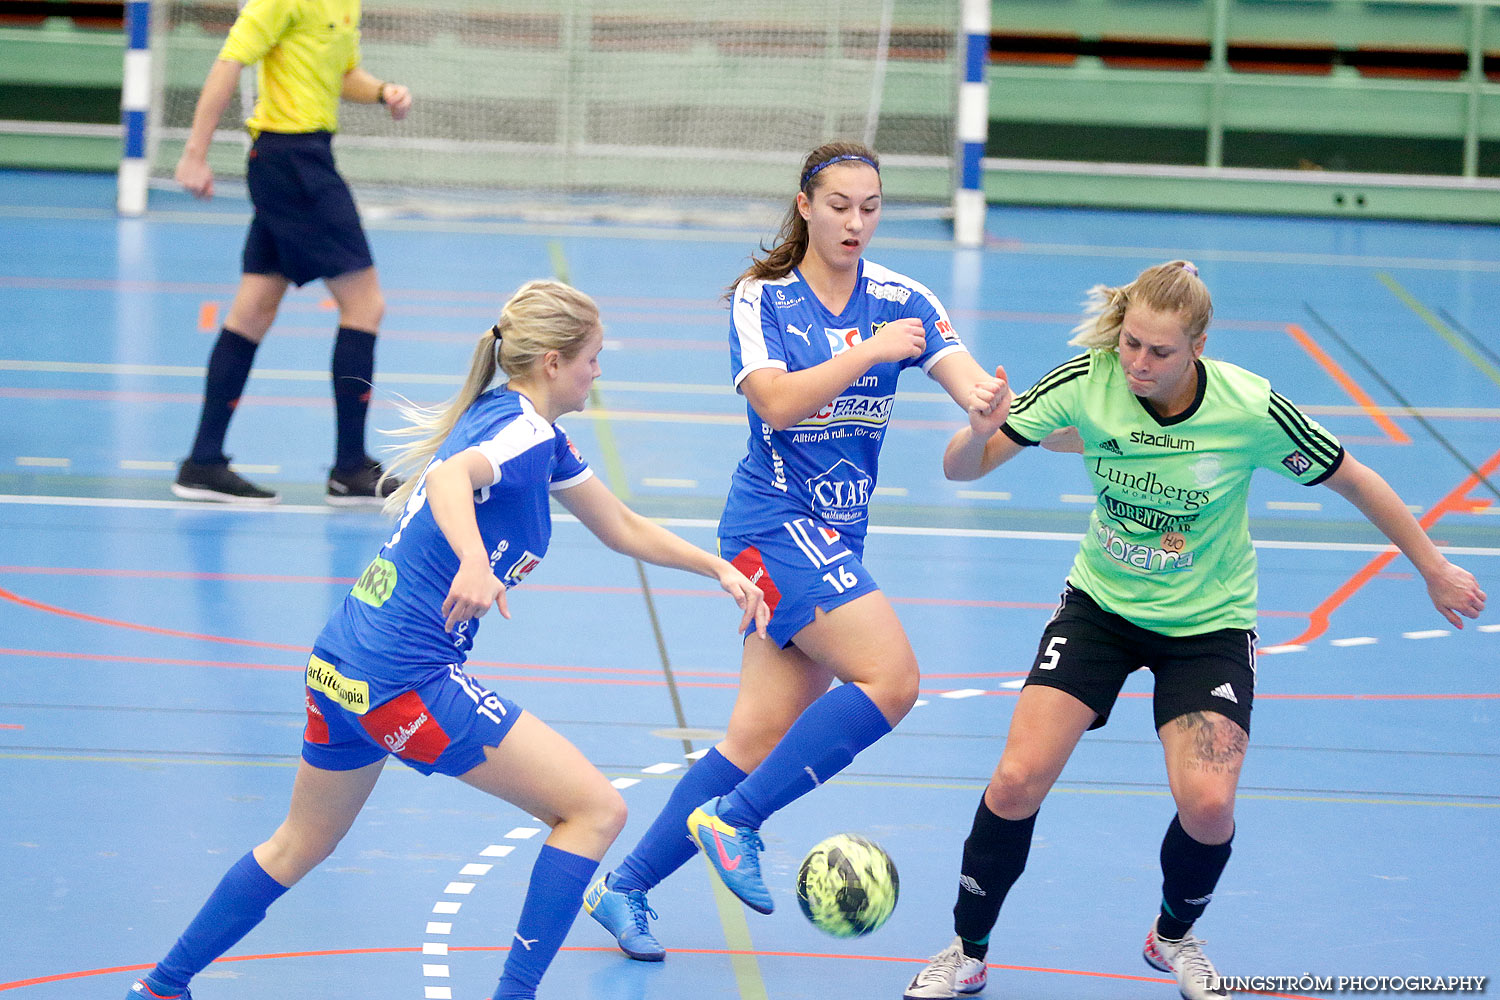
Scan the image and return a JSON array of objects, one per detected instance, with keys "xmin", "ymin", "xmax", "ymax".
[
  {"xmin": 124, "ymin": 281, "xmax": 769, "ymax": 1000},
  {"xmin": 584, "ymin": 140, "xmax": 1067, "ymax": 960},
  {"xmin": 903, "ymin": 261, "xmax": 1486, "ymax": 1000}
]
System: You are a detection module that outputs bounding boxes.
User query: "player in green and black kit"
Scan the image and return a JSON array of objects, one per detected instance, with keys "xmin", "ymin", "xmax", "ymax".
[{"xmin": 903, "ymin": 260, "xmax": 1486, "ymax": 1000}]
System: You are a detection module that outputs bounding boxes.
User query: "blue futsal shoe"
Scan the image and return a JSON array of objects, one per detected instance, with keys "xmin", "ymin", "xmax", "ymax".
[
  {"xmin": 127, "ymin": 977, "xmax": 192, "ymax": 1000},
  {"xmin": 584, "ymin": 872, "xmax": 665, "ymax": 962},
  {"xmin": 686, "ymin": 797, "xmax": 773, "ymax": 914}
]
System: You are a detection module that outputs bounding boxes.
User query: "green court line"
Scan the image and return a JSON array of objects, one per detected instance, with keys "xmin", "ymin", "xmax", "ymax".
[
  {"xmin": 4, "ymin": 753, "xmax": 1495, "ymax": 809},
  {"xmin": 550, "ymin": 240, "xmax": 764, "ymax": 998},
  {"xmin": 1376, "ymin": 272, "xmax": 1500, "ymax": 388}
]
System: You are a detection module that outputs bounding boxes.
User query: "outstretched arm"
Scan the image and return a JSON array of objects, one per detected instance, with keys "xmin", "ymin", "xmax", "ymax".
[
  {"xmin": 942, "ymin": 365, "xmax": 1028, "ymax": 480},
  {"xmin": 1323, "ymin": 454, "xmax": 1487, "ymax": 627},
  {"xmin": 555, "ymin": 476, "xmax": 769, "ymax": 637}
]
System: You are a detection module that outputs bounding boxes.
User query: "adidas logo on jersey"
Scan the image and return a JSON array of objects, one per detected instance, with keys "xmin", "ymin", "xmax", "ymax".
[
  {"xmin": 1099, "ymin": 438, "xmax": 1123, "ymax": 455},
  {"xmin": 958, "ymin": 874, "xmax": 987, "ymax": 896},
  {"xmin": 1210, "ymin": 683, "xmax": 1238, "ymax": 703}
]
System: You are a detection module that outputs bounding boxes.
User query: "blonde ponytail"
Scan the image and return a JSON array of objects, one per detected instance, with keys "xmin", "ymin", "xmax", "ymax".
[
  {"xmin": 379, "ymin": 280, "xmax": 601, "ymax": 516},
  {"xmin": 1068, "ymin": 259, "xmax": 1213, "ymax": 350}
]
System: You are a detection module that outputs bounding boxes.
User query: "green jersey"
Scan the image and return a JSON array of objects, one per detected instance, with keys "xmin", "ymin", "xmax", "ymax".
[{"xmin": 1003, "ymin": 350, "xmax": 1343, "ymax": 636}]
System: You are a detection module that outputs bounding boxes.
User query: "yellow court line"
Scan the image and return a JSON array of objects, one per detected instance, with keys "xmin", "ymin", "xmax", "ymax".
[{"xmin": 1377, "ymin": 272, "xmax": 1500, "ymax": 390}]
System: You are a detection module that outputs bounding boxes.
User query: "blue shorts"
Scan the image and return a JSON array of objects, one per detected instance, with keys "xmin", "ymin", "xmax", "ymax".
[
  {"xmin": 301, "ymin": 651, "xmax": 522, "ymax": 777},
  {"xmin": 243, "ymin": 131, "xmax": 373, "ymax": 287},
  {"xmin": 720, "ymin": 517, "xmax": 879, "ymax": 647}
]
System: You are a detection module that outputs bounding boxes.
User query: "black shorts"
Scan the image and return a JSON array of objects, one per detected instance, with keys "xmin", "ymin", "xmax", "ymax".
[
  {"xmin": 1024, "ymin": 584, "xmax": 1256, "ymax": 735},
  {"xmin": 243, "ymin": 130, "xmax": 373, "ymax": 287}
]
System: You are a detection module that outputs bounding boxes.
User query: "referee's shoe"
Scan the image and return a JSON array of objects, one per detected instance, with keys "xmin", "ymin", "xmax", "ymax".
[
  {"xmin": 327, "ymin": 457, "xmax": 401, "ymax": 507},
  {"xmin": 173, "ymin": 458, "xmax": 279, "ymax": 505}
]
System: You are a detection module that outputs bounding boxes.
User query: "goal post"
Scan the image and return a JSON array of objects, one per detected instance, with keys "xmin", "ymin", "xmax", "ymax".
[{"xmin": 134, "ymin": 0, "xmax": 961, "ymax": 225}]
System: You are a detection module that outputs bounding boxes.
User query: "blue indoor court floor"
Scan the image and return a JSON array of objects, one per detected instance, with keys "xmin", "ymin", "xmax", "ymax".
[{"xmin": 1, "ymin": 170, "xmax": 1497, "ymax": 1000}]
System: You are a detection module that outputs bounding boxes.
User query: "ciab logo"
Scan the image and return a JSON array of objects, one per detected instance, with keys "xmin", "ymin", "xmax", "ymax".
[{"xmin": 805, "ymin": 458, "xmax": 873, "ymax": 523}]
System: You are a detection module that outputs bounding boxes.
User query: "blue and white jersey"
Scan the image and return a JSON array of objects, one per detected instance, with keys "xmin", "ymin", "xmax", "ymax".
[
  {"xmin": 720, "ymin": 258, "xmax": 966, "ymax": 541},
  {"xmin": 314, "ymin": 387, "xmax": 591, "ymax": 704}
]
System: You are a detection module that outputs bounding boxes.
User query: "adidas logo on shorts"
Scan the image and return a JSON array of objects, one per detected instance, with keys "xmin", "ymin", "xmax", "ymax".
[
  {"xmin": 1210, "ymin": 683, "xmax": 1238, "ymax": 703},
  {"xmin": 958, "ymin": 874, "xmax": 987, "ymax": 896}
]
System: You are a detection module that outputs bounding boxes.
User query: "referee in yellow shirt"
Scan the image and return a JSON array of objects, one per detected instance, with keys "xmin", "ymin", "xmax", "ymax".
[{"xmin": 171, "ymin": 0, "xmax": 412, "ymax": 506}]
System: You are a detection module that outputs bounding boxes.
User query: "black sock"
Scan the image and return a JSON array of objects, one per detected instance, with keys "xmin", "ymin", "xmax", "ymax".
[
  {"xmin": 189, "ymin": 328, "xmax": 259, "ymax": 465},
  {"xmin": 1157, "ymin": 813, "xmax": 1233, "ymax": 940},
  {"xmin": 953, "ymin": 797, "xmax": 1037, "ymax": 961},
  {"xmin": 331, "ymin": 326, "xmax": 376, "ymax": 471}
]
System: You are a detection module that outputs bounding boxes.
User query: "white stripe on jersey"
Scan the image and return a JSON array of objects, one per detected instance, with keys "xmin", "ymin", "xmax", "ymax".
[
  {"xmin": 731, "ymin": 275, "xmax": 797, "ymax": 390},
  {"xmin": 474, "ymin": 398, "xmax": 554, "ymax": 483},
  {"xmin": 549, "ymin": 468, "xmax": 594, "ymax": 492}
]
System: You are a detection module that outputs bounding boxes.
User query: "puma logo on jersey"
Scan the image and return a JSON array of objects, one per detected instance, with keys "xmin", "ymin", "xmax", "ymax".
[
  {"xmin": 1210, "ymin": 683, "xmax": 1238, "ymax": 703},
  {"xmin": 787, "ymin": 322, "xmax": 812, "ymax": 346}
]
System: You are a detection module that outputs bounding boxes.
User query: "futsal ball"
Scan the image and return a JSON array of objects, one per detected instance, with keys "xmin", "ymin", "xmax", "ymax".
[{"xmin": 796, "ymin": 833, "xmax": 899, "ymax": 938}]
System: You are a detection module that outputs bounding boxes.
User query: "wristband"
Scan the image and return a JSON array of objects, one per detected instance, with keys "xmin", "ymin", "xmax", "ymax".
[{"xmin": 376, "ymin": 82, "xmax": 387, "ymax": 105}]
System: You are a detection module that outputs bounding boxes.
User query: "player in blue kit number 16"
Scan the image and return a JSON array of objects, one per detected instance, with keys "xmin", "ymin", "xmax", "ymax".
[
  {"xmin": 124, "ymin": 280, "xmax": 769, "ymax": 1000},
  {"xmin": 584, "ymin": 140, "xmax": 1073, "ymax": 960}
]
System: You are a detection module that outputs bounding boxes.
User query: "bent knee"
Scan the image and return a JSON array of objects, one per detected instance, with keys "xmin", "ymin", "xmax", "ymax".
[
  {"xmin": 985, "ymin": 763, "xmax": 1052, "ymax": 819},
  {"xmin": 862, "ymin": 660, "xmax": 919, "ymax": 724}
]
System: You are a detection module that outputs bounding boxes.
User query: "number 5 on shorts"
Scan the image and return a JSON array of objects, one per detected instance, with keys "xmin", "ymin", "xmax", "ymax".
[{"xmin": 1039, "ymin": 635, "xmax": 1067, "ymax": 670}]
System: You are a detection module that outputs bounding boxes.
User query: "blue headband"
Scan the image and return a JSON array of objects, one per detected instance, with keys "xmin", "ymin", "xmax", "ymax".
[{"xmin": 800, "ymin": 154, "xmax": 879, "ymax": 190}]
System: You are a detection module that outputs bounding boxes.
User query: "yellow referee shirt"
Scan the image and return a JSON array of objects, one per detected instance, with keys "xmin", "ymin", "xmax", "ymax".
[{"xmin": 219, "ymin": 0, "xmax": 361, "ymax": 137}]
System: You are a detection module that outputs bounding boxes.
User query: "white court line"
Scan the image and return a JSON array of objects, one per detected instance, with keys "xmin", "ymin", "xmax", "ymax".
[
  {"xmin": 4, "ymin": 494, "xmax": 1498, "ymax": 556},
  {"xmin": 641, "ymin": 762, "xmax": 682, "ymax": 774}
]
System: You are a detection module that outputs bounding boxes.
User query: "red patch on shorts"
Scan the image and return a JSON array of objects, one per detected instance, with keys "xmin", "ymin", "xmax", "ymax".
[
  {"xmin": 359, "ymin": 689, "xmax": 451, "ymax": 764},
  {"xmin": 729, "ymin": 545, "xmax": 781, "ymax": 615},
  {"xmin": 303, "ymin": 689, "xmax": 330, "ymax": 745}
]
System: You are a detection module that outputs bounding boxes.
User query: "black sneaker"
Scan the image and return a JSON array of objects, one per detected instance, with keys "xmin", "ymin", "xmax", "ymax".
[
  {"xmin": 327, "ymin": 457, "xmax": 401, "ymax": 507},
  {"xmin": 172, "ymin": 458, "xmax": 280, "ymax": 505}
]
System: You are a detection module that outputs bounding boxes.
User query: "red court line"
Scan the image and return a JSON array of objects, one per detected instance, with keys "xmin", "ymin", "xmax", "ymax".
[
  {"xmin": 0, "ymin": 586, "xmax": 308, "ymax": 652},
  {"xmin": 0, "ymin": 724, "xmax": 21, "ymax": 730},
  {"xmin": 0, "ymin": 946, "xmax": 1320, "ymax": 999},
  {"xmin": 1284, "ymin": 323, "xmax": 1410, "ymax": 443},
  {"xmin": 1284, "ymin": 444, "xmax": 1500, "ymax": 647}
]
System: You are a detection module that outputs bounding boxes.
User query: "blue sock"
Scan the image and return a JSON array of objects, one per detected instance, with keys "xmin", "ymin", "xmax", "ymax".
[
  {"xmin": 492, "ymin": 845, "xmax": 598, "ymax": 1000},
  {"xmin": 153, "ymin": 850, "xmax": 288, "ymax": 990},
  {"xmin": 716, "ymin": 683, "xmax": 891, "ymax": 830},
  {"xmin": 611, "ymin": 747, "xmax": 747, "ymax": 894}
]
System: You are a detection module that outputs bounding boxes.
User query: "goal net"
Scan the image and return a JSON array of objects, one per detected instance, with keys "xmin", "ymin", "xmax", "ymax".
[{"xmin": 146, "ymin": 0, "xmax": 958, "ymax": 221}]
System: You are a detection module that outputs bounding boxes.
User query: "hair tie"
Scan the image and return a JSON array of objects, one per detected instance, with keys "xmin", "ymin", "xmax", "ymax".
[
  {"xmin": 1180, "ymin": 261, "xmax": 1199, "ymax": 276},
  {"xmin": 800, "ymin": 153, "xmax": 879, "ymax": 190},
  {"xmin": 490, "ymin": 323, "xmax": 503, "ymax": 341}
]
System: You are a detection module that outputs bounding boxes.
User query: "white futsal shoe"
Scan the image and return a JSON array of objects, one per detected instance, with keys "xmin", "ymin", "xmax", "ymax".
[
  {"xmin": 1142, "ymin": 918, "xmax": 1230, "ymax": 999},
  {"xmin": 903, "ymin": 937, "xmax": 987, "ymax": 998}
]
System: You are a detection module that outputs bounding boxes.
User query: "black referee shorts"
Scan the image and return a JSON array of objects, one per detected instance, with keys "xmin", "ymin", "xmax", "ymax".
[
  {"xmin": 1024, "ymin": 584, "xmax": 1256, "ymax": 735},
  {"xmin": 242, "ymin": 130, "xmax": 373, "ymax": 287}
]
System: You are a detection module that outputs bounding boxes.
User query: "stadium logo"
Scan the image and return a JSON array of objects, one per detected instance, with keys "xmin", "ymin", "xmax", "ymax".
[{"xmin": 1130, "ymin": 430, "xmax": 1196, "ymax": 450}]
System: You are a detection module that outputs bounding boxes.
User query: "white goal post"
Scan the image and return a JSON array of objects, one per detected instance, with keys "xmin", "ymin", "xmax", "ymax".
[{"xmin": 122, "ymin": 0, "xmax": 964, "ymax": 227}]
